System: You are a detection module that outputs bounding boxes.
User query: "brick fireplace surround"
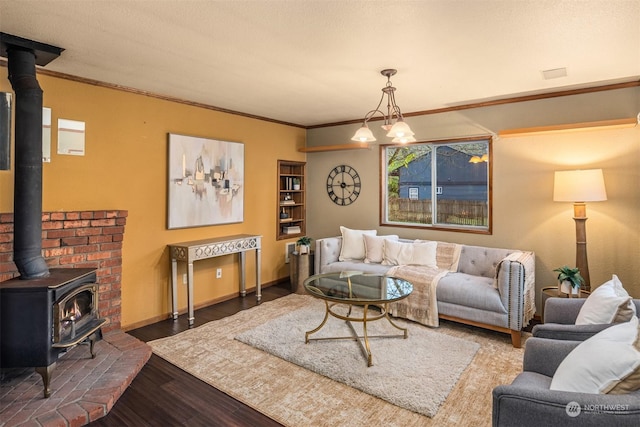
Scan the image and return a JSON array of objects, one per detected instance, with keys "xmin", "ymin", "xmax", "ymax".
[{"xmin": 0, "ymin": 210, "xmax": 152, "ymax": 427}]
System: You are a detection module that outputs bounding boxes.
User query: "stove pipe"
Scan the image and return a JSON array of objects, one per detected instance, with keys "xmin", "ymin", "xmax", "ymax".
[{"xmin": 7, "ymin": 46, "xmax": 49, "ymax": 279}]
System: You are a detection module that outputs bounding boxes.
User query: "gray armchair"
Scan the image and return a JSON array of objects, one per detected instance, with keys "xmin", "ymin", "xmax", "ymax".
[
  {"xmin": 492, "ymin": 337, "xmax": 640, "ymax": 426},
  {"xmin": 532, "ymin": 298, "xmax": 640, "ymax": 341}
]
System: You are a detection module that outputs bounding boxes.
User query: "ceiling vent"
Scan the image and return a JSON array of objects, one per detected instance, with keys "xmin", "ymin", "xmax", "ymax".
[{"xmin": 541, "ymin": 67, "xmax": 568, "ymax": 80}]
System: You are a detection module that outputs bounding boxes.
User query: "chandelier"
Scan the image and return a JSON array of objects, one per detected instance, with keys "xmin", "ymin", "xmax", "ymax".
[{"xmin": 351, "ymin": 69, "xmax": 416, "ymax": 144}]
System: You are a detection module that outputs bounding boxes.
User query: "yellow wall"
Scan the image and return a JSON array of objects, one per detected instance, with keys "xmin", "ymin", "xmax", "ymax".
[{"xmin": 0, "ymin": 68, "xmax": 306, "ymax": 328}]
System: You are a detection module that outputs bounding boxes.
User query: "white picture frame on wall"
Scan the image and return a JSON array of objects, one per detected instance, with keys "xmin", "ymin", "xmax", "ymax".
[
  {"xmin": 42, "ymin": 107, "xmax": 51, "ymax": 162},
  {"xmin": 167, "ymin": 133, "xmax": 244, "ymax": 229},
  {"xmin": 57, "ymin": 118, "xmax": 85, "ymax": 156}
]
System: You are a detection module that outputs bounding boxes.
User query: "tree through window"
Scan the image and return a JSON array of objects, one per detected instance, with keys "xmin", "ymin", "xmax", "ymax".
[{"xmin": 381, "ymin": 137, "xmax": 491, "ymax": 233}]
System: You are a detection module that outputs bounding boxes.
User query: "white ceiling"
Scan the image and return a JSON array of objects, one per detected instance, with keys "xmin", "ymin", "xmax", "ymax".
[{"xmin": 1, "ymin": 0, "xmax": 639, "ymax": 127}]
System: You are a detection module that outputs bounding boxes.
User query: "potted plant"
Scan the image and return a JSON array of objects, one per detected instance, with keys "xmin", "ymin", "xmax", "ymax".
[
  {"xmin": 553, "ymin": 265, "xmax": 584, "ymax": 297},
  {"xmin": 296, "ymin": 236, "xmax": 312, "ymax": 254},
  {"xmin": 293, "ymin": 178, "xmax": 301, "ymax": 190}
]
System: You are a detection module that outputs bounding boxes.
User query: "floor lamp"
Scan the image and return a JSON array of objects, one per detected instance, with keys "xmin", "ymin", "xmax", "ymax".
[{"xmin": 553, "ymin": 169, "xmax": 607, "ymax": 291}]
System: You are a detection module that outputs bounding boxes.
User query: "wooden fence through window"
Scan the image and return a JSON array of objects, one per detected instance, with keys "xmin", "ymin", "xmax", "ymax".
[{"xmin": 388, "ymin": 199, "xmax": 487, "ymax": 226}]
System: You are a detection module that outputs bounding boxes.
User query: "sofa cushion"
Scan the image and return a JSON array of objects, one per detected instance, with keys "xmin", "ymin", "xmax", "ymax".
[
  {"xmin": 363, "ymin": 234, "xmax": 399, "ymax": 264},
  {"xmin": 457, "ymin": 245, "xmax": 513, "ymax": 278},
  {"xmin": 338, "ymin": 226, "xmax": 377, "ymax": 261},
  {"xmin": 382, "ymin": 240, "xmax": 437, "ymax": 267},
  {"xmin": 576, "ymin": 275, "xmax": 636, "ymax": 325},
  {"xmin": 550, "ymin": 316, "xmax": 640, "ymax": 394},
  {"xmin": 437, "ymin": 272, "xmax": 507, "ymax": 313}
]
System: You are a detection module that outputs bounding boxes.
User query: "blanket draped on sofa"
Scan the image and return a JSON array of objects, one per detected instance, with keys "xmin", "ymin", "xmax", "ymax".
[
  {"xmin": 387, "ymin": 242, "xmax": 462, "ymax": 327},
  {"xmin": 388, "ymin": 242, "xmax": 536, "ymax": 330}
]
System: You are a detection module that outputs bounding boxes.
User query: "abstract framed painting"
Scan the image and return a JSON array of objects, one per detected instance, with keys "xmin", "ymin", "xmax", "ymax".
[{"xmin": 167, "ymin": 133, "xmax": 244, "ymax": 229}]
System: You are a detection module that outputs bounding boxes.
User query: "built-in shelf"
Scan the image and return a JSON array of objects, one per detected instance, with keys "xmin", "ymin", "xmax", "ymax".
[
  {"xmin": 277, "ymin": 160, "xmax": 306, "ymax": 240},
  {"xmin": 298, "ymin": 142, "xmax": 370, "ymax": 153},
  {"xmin": 499, "ymin": 117, "xmax": 638, "ymax": 138}
]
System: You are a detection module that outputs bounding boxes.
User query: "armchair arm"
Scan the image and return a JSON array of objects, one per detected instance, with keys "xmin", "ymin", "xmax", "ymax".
[
  {"xmin": 314, "ymin": 237, "xmax": 341, "ymax": 274},
  {"xmin": 522, "ymin": 337, "xmax": 580, "ymax": 377},
  {"xmin": 493, "ymin": 385, "xmax": 640, "ymax": 427},
  {"xmin": 537, "ymin": 297, "xmax": 626, "ymax": 341},
  {"xmin": 532, "ymin": 322, "xmax": 614, "ymax": 341},
  {"xmin": 544, "ymin": 298, "xmax": 586, "ymax": 324}
]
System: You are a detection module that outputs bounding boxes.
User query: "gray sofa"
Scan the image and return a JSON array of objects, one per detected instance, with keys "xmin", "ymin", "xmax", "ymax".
[
  {"xmin": 492, "ymin": 337, "xmax": 640, "ymax": 426},
  {"xmin": 315, "ymin": 236, "xmax": 535, "ymax": 347},
  {"xmin": 533, "ymin": 297, "xmax": 640, "ymax": 341}
]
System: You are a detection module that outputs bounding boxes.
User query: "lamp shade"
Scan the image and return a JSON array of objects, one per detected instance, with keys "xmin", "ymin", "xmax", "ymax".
[
  {"xmin": 351, "ymin": 124, "xmax": 376, "ymax": 142},
  {"xmin": 386, "ymin": 120, "xmax": 415, "ymax": 138},
  {"xmin": 391, "ymin": 135, "xmax": 416, "ymax": 144},
  {"xmin": 553, "ymin": 169, "xmax": 607, "ymax": 202}
]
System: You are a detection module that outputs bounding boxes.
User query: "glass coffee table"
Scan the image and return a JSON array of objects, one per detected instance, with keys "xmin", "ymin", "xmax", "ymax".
[{"xmin": 303, "ymin": 271, "xmax": 413, "ymax": 366}]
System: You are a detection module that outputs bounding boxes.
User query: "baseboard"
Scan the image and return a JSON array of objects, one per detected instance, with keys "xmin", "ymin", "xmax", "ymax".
[{"xmin": 122, "ymin": 278, "xmax": 290, "ymax": 332}]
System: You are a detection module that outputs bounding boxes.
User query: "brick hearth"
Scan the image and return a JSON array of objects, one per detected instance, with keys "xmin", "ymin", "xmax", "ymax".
[
  {"xmin": 0, "ymin": 209, "xmax": 150, "ymax": 426},
  {"xmin": 0, "ymin": 331, "xmax": 151, "ymax": 427}
]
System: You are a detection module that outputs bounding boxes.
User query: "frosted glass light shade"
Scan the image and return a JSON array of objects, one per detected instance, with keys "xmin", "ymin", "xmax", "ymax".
[
  {"xmin": 553, "ymin": 169, "xmax": 607, "ymax": 202},
  {"xmin": 351, "ymin": 125, "xmax": 376, "ymax": 142},
  {"xmin": 386, "ymin": 120, "xmax": 414, "ymax": 138},
  {"xmin": 392, "ymin": 136, "xmax": 416, "ymax": 144}
]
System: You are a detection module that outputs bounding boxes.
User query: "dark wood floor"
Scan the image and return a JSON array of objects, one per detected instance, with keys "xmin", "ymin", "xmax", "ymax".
[{"xmin": 88, "ymin": 283, "xmax": 292, "ymax": 427}]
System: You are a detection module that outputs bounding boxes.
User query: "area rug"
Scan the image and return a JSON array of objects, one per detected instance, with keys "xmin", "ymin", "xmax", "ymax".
[
  {"xmin": 235, "ymin": 304, "xmax": 479, "ymax": 417},
  {"xmin": 149, "ymin": 294, "xmax": 528, "ymax": 427}
]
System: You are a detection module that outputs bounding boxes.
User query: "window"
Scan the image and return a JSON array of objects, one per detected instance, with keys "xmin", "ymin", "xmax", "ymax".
[{"xmin": 381, "ymin": 137, "xmax": 491, "ymax": 233}]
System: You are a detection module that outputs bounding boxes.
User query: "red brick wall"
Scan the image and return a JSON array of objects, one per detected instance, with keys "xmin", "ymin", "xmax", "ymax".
[{"xmin": 0, "ymin": 210, "xmax": 127, "ymax": 333}]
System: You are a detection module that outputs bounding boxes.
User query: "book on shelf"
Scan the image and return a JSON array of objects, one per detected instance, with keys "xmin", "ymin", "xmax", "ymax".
[
  {"xmin": 280, "ymin": 218, "xmax": 293, "ymax": 223},
  {"xmin": 282, "ymin": 177, "xmax": 295, "ymax": 190},
  {"xmin": 282, "ymin": 226, "xmax": 301, "ymax": 234},
  {"xmin": 281, "ymin": 200, "xmax": 296, "ymax": 205}
]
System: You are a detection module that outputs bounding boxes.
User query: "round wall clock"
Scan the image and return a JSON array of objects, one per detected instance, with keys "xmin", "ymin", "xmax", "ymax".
[{"xmin": 326, "ymin": 164, "xmax": 361, "ymax": 206}]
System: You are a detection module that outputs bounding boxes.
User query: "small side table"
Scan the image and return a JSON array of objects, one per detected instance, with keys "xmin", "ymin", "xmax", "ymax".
[
  {"xmin": 541, "ymin": 286, "xmax": 590, "ymax": 320},
  {"xmin": 290, "ymin": 251, "xmax": 314, "ymax": 293},
  {"xmin": 169, "ymin": 234, "xmax": 262, "ymax": 326}
]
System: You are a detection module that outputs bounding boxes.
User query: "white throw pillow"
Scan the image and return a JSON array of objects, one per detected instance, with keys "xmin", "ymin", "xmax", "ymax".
[
  {"xmin": 363, "ymin": 234, "xmax": 399, "ymax": 264},
  {"xmin": 338, "ymin": 226, "xmax": 377, "ymax": 261},
  {"xmin": 575, "ymin": 275, "xmax": 636, "ymax": 325},
  {"xmin": 382, "ymin": 240, "xmax": 437, "ymax": 268},
  {"xmin": 550, "ymin": 316, "xmax": 640, "ymax": 394}
]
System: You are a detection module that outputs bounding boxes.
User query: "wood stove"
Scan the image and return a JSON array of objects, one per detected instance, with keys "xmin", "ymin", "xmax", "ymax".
[
  {"xmin": 0, "ymin": 35, "xmax": 110, "ymax": 399},
  {"xmin": 0, "ymin": 268, "xmax": 107, "ymax": 397}
]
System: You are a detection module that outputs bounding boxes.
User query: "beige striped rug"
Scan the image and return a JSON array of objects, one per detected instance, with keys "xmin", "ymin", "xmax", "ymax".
[{"xmin": 149, "ymin": 294, "xmax": 527, "ymax": 427}]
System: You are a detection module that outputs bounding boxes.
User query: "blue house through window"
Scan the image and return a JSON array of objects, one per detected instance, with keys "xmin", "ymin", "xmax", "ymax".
[{"xmin": 383, "ymin": 138, "xmax": 490, "ymax": 231}]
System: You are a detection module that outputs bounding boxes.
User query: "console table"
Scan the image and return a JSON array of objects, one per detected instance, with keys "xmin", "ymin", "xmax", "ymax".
[{"xmin": 169, "ymin": 234, "xmax": 262, "ymax": 326}]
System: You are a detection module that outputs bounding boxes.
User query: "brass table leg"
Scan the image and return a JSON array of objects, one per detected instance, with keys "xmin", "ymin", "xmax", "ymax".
[
  {"xmin": 346, "ymin": 303, "xmax": 374, "ymax": 366},
  {"xmin": 305, "ymin": 300, "xmax": 330, "ymax": 343},
  {"xmin": 384, "ymin": 303, "xmax": 409, "ymax": 338},
  {"xmin": 306, "ymin": 302, "xmax": 408, "ymax": 367}
]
